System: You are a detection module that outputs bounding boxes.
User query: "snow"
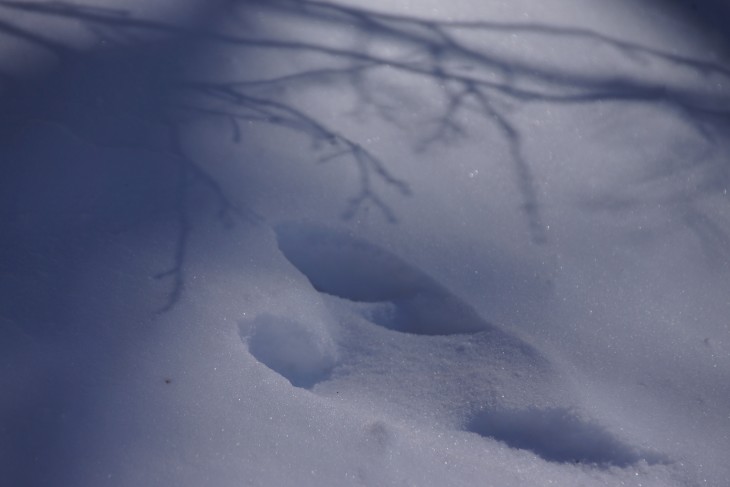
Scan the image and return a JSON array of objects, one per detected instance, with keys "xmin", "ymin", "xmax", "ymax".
[{"xmin": 1, "ymin": 0, "xmax": 730, "ymax": 486}]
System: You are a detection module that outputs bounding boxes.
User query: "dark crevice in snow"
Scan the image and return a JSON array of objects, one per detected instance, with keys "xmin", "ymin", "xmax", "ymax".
[
  {"xmin": 240, "ymin": 315, "xmax": 337, "ymax": 389},
  {"xmin": 467, "ymin": 407, "xmax": 668, "ymax": 468},
  {"xmin": 275, "ymin": 222, "xmax": 495, "ymax": 335},
  {"xmin": 276, "ymin": 222, "xmax": 429, "ymax": 303}
]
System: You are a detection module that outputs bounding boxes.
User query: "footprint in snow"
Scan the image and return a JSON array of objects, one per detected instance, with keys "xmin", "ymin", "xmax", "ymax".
[{"xmin": 241, "ymin": 222, "xmax": 667, "ymax": 469}]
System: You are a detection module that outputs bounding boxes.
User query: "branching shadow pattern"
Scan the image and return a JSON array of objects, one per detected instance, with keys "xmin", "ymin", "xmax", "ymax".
[{"xmin": 1, "ymin": 0, "xmax": 729, "ymax": 308}]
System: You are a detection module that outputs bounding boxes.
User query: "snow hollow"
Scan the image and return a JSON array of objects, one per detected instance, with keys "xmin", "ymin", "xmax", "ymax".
[{"xmin": 1, "ymin": 0, "xmax": 729, "ymax": 486}]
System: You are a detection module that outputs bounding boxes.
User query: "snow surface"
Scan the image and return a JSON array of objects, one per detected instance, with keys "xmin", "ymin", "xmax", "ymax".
[{"xmin": 1, "ymin": 0, "xmax": 730, "ymax": 486}]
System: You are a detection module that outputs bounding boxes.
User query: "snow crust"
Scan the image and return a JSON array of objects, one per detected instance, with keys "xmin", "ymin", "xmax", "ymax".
[{"xmin": 1, "ymin": 0, "xmax": 729, "ymax": 486}]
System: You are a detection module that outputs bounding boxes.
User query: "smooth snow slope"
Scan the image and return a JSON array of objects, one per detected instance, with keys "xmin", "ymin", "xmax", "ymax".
[{"xmin": 1, "ymin": 0, "xmax": 729, "ymax": 486}]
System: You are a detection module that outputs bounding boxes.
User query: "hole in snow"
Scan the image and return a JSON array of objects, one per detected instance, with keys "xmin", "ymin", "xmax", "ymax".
[
  {"xmin": 467, "ymin": 407, "xmax": 666, "ymax": 467},
  {"xmin": 275, "ymin": 222, "xmax": 491, "ymax": 335},
  {"xmin": 240, "ymin": 315, "xmax": 337, "ymax": 389},
  {"xmin": 275, "ymin": 222, "xmax": 429, "ymax": 302}
]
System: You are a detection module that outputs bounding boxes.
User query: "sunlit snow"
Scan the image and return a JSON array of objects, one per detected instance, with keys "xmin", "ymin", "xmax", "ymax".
[{"xmin": 1, "ymin": 1, "xmax": 729, "ymax": 486}]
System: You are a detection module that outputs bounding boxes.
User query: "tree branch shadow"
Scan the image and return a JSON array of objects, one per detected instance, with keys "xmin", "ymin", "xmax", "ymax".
[{"xmin": 2, "ymin": 0, "xmax": 729, "ymax": 308}]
